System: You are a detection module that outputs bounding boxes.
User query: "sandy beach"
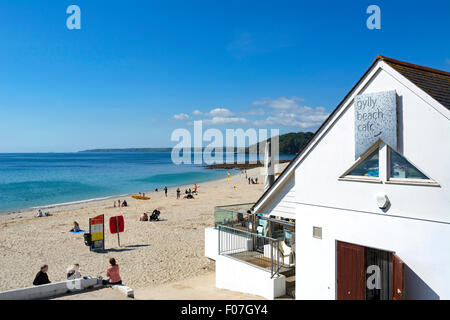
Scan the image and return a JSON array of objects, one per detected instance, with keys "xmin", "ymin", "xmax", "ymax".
[{"xmin": 0, "ymin": 166, "xmax": 270, "ymax": 293}]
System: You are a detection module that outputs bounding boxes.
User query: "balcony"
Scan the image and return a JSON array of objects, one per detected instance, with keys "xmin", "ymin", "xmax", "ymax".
[{"xmin": 218, "ymin": 225, "xmax": 294, "ymax": 278}]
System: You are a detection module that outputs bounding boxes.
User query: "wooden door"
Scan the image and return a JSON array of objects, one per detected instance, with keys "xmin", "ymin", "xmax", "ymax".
[
  {"xmin": 337, "ymin": 241, "xmax": 366, "ymax": 300},
  {"xmin": 392, "ymin": 254, "xmax": 405, "ymax": 300}
]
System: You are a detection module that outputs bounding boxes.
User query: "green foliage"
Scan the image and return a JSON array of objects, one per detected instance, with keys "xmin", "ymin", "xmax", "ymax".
[
  {"xmin": 277, "ymin": 131, "xmax": 314, "ymax": 154},
  {"xmin": 249, "ymin": 131, "xmax": 314, "ymax": 155}
]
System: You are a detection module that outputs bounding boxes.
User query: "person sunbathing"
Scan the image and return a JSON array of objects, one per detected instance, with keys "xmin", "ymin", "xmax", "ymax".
[
  {"xmin": 70, "ymin": 221, "xmax": 81, "ymax": 232},
  {"xmin": 139, "ymin": 213, "xmax": 148, "ymax": 221}
]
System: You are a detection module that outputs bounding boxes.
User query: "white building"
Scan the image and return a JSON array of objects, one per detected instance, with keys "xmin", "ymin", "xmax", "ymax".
[{"xmin": 206, "ymin": 55, "xmax": 450, "ymax": 300}]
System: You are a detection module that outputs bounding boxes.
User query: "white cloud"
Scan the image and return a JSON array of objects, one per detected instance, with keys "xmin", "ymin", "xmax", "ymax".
[
  {"xmin": 251, "ymin": 96, "xmax": 329, "ymax": 129},
  {"xmin": 208, "ymin": 108, "xmax": 234, "ymax": 117},
  {"xmin": 240, "ymin": 108, "xmax": 266, "ymax": 116},
  {"xmin": 173, "ymin": 113, "xmax": 190, "ymax": 120},
  {"xmin": 179, "ymin": 96, "xmax": 329, "ymax": 130},
  {"xmin": 203, "ymin": 116, "xmax": 248, "ymax": 125},
  {"xmin": 253, "ymin": 96, "xmax": 304, "ymax": 110}
]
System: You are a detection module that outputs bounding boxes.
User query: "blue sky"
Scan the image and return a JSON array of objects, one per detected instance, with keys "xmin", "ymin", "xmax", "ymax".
[{"xmin": 0, "ymin": 0, "xmax": 448, "ymax": 152}]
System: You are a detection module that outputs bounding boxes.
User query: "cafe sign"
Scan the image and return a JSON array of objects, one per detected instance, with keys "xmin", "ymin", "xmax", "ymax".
[{"xmin": 354, "ymin": 90, "xmax": 397, "ymax": 159}]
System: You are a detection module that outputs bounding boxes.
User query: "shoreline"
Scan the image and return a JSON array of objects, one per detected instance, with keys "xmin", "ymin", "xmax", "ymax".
[
  {"xmin": 204, "ymin": 159, "xmax": 291, "ymax": 170},
  {"xmin": 0, "ymin": 168, "xmax": 245, "ymax": 221},
  {"xmin": 0, "ymin": 168, "xmax": 241, "ymax": 217}
]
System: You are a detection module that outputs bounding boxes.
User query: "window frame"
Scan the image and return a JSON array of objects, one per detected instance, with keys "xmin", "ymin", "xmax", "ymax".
[
  {"xmin": 338, "ymin": 142, "xmax": 382, "ymax": 183},
  {"xmin": 386, "ymin": 148, "xmax": 439, "ymax": 186},
  {"xmin": 339, "ymin": 141, "xmax": 439, "ymax": 186}
]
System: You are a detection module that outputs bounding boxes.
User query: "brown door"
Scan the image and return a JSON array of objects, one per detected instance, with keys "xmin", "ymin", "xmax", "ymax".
[
  {"xmin": 337, "ymin": 241, "xmax": 366, "ymax": 300},
  {"xmin": 392, "ymin": 254, "xmax": 405, "ymax": 300}
]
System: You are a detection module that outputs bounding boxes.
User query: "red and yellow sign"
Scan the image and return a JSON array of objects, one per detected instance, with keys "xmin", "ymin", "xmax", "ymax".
[{"xmin": 89, "ymin": 214, "xmax": 104, "ymax": 251}]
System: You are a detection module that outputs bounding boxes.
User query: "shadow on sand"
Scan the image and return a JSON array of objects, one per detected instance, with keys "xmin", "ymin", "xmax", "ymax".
[{"xmin": 94, "ymin": 244, "xmax": 151, "ymax": 253}]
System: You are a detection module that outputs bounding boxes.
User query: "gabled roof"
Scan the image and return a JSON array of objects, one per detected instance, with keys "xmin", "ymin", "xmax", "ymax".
[
  {"xmin": 252, "ymin": 55, "xmax": 450, "ymax": 212},
  {"xmin": 380, "ymin": 55, "xmax": 450, "ymax": 110}
]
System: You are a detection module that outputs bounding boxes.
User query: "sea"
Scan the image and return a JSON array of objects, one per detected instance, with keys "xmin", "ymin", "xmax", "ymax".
[{"xmin": 0, "ymin": 152, "xmax": 293, "ymax": 214}]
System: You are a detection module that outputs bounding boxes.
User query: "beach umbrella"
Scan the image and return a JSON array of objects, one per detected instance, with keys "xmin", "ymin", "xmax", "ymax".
[{"xmin": 264, "ymin": 140, "xmax": 275, "ymax": 192}]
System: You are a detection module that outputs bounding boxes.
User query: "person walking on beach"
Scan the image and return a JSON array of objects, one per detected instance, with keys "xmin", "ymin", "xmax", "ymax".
[
  {"xmin": 248, "ymin": 177, "xmax": 251, "ymax": 184},
  {"xmin": 164, "ymin": 186, "xmax": 168, "ymax": 197},
  {"xmin": 33, "ymin": 265, "xmax": 51, "ymax": 286},
  {"xmin": 118, "ymin": 200, "xmax": 121, "ymax": 207},
  {"xmin": 102, "ymin": 258, "xmax": 122, "ymax": 285},
  {"xmin": 176, "ymin": 188, "xmax": 181, "ymax": 199}
]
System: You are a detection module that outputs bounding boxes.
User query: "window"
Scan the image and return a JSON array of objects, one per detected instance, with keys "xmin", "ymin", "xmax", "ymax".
[
  {"xmin": 313, "ymin": 226, "xmax": 322, "ymax": 239},
  {"xmin": 340, "ymin": 141, "xmax": 437, "ymax": 185},
  {"xmin": 346, "ymin": 149, "xmax": 379, "ymax": 178},
  {"xmin": 389, "ymin": 149, "xmax": 430, "ymax": 180}
]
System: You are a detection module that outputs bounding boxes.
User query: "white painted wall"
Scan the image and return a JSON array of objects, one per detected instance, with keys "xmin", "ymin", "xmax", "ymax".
[
  {"xmin": 294, "ymin": 67, "xmax": 450, "ymax": 223},
  {"xmin": 258, "ymin": 173, "xmax": 296, "ymax": 219},
  {"xmin": 295, "ymin": 204, "xmax": 450, "ymax": 300},
  {"xmin": 291, "ymin": 64, "xmax": 450, "ymax": 300},
  {"xmin": 216, "ymin": 255, "xmax": 286, "ymax": 299},
  {"xmin": 205, "ymin": 227, "xmax": 219, "ymax": 260}
]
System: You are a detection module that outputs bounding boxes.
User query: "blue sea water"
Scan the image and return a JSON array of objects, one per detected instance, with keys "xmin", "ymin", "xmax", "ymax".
[{"xmin": 0, "ymin": 152, "xmax": 293, "ymax": 213}]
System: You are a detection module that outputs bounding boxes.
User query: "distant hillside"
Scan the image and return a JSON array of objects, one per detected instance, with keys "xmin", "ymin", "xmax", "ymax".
[
  {"xmin": 248, "ymin": 131, "xmax": 314, "ymax": 155},
  {"xmin": 79, "ymin": 148, "xmax": 172, "ymax": 153},
  {"xmin": 79, "ymin": 132, "xmax": 314, "ymax": 154}
]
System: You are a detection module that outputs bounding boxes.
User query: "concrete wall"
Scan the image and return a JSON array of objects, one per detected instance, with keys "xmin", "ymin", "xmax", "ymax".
[
  {"xmin": 216, "ymin": 255, "xmax": 286, "ymax": 300},
  {"xmin": 0, "ymin": 278, "xmax": 100, "ymax": 300}
]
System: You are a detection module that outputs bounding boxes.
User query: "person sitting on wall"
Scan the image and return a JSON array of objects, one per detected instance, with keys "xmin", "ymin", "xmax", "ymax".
[
  {"xmin": 66, "ymin": 263, "xmax": 82, "ymax": 280},
  {"xmin": 33, "ymin": 265, "xmax": 51, "ymax": 286},
  {"xmin": 102, "ymin": 258, "xmax": 122, "ymax": 286}
]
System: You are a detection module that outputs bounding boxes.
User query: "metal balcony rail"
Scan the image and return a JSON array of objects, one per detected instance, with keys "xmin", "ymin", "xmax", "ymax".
[{"xmin": 218, "ymin": 225, "xmax": 284, "ymax": 278}]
